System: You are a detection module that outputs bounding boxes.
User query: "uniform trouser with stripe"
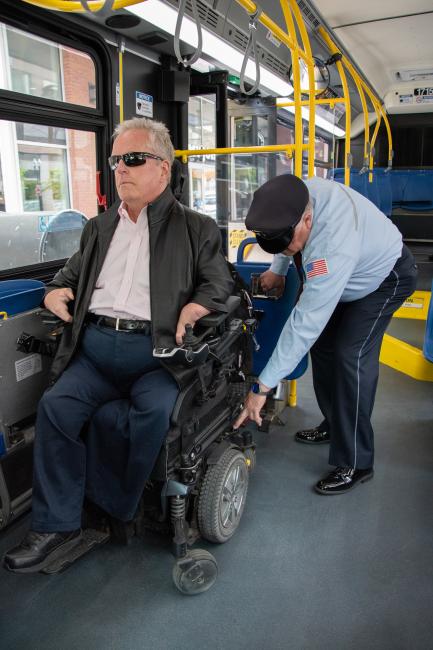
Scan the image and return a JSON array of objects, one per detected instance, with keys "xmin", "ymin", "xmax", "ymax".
[
  {"xmin": 311, "ymin": 245, "xmax": 417, "ymax": 469},
  {"xmin": 31, "ymin": 322, "xmax": 179, "ymax": 532}
]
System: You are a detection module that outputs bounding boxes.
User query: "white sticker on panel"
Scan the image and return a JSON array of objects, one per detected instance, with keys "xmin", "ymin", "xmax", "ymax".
[{"xmin": 15, "ymin": 354, "xmax": 42, "ymax": 382}]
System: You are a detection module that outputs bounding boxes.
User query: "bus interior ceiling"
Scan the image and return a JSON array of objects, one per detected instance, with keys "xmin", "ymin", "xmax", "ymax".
[{"xmin": 0, "ymin": 0, "xmax": 432, "ymax": 648}]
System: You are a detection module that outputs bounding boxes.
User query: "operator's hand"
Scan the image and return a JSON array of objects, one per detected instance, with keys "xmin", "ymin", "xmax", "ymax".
[
  {"xmin": 44, "ymin": 288, "xmax": 74, "ymax": 323},
  {"xmin": 260, "ymin": 270, "xmax": 285, "ymax": 297},
  {"xmin": 175, "ymin": 302, "xmax": 210, "ymax": 345},
  {"xmin": 233, "ymin": 392, "xmax": 267, "ymax": 428}
]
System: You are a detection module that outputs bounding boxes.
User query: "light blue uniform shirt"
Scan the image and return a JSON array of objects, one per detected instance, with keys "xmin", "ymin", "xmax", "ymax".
[{"xmin": 259, "ymin": 177, "xmax": 402, "ymax": 389}]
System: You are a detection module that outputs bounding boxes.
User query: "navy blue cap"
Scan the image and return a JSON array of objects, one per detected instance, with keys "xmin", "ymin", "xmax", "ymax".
[{"xmin": 245, "ymin": 174, "xmax": 309, "ymax": 233}]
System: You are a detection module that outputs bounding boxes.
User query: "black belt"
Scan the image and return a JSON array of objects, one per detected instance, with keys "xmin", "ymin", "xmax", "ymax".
[{"xmin": 87, "ymin": 313, "xmax": 152, "ymax": 334}]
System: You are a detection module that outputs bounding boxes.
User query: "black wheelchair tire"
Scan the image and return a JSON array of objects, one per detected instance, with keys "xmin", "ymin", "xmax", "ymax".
[{"xmin": 197, "ymin": 447, "xmax": 249, "ymax": 543}]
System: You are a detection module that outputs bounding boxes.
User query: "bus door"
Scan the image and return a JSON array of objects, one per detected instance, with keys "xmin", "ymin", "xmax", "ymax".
[
  {"xmin": 227, "ymin": 98, "xmax": 277, "ymax": 263},
  {"xmin": 189, "ymin": 71, "xmax": 229, "ymax": 252}
]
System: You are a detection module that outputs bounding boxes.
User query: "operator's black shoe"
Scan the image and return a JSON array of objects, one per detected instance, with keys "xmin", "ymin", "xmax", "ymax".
[
  {"xmin": 315, "ymin": 467, "xmax": 374, "ymax": 495},
  {"xmin": 3, "ymin": 529, "xmax": 82, "ymax": 573},
  {"xmin": 295, "ymin": 426, "xmax": 330, "ymax": 444}
]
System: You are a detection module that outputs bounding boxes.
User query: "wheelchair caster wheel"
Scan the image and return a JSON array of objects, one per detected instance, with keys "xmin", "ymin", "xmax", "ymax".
[{"xmin": 172, "ymin": 549, "xmax": 218, "ymax": 595}]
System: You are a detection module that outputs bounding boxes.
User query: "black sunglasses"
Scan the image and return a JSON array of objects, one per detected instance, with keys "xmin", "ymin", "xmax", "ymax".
[
  {"xmin": 251, "ymin": 225, "xmax": 297, "ymax": 254},
  {"xmin": 108, "ymin": 151, "xmax": 164, "ymax": 170},
  {"xmin": 252, "ymin": 227, "xmax": 295, "ymax": 241}
]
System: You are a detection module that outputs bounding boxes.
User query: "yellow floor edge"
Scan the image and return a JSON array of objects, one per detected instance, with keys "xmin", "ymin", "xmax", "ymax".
[{"xmin": 380, "ymin": 333, "xmax": 433, "ymax": 381}]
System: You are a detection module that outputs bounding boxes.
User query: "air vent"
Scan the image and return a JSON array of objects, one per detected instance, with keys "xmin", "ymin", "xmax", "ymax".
[
  {"xmin": 165, "ymin": 0, "xmax": 291, "ymax": 87},
  {"xmin": 232, "ymin": 28, "xmax": 249, "ymax": 50},
  {"xmin": 185, "ymin": 0, "xmax": 219, "ymax": 30},
  {"xmin": 258, "ymin": 48, "xmax": 288, "ymax": 78},
  {"xmin": 296, "ymin": 0, "xmax": 321, "ymax": 32}
]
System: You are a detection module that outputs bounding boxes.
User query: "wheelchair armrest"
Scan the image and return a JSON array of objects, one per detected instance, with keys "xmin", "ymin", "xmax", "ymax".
[
  {"xmin": 39, "ymin": 309, "xmax": 63, "ymax": 326},
  {"xmin": 198, "ymin": 296, "xmax": 241, "ymax": 328}
]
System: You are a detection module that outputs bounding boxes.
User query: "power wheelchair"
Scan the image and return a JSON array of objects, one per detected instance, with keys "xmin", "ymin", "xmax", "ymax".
[{"xmin": 4, "ymin": 288, "xmax": 258, "ymax": 595}]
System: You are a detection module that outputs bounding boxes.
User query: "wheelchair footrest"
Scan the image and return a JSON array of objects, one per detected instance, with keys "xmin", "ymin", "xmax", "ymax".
[{"xmin": 41, "ymin": 528, "xmax": 110, "ymax": 574}]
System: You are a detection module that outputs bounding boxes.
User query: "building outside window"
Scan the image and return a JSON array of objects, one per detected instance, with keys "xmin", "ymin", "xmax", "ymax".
[
  {"xmin": 188, "ymin": 95, "xmax": 217, "ymax": 218},
  {"xmin": 0, "ymin": 24, "xmax": 98, "ymax": 270},
  {"xmin": 1, "ymin": 23, "xmax": 96, "ymax": 107},
  {"xmin": 314, "ymin": 136, "xmax": 330, "ymax": 178}
]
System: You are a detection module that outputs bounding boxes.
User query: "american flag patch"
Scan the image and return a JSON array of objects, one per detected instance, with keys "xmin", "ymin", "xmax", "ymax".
[{"xmin": 306, "ymin": 258, "xmax": 329, "ymax": 279}]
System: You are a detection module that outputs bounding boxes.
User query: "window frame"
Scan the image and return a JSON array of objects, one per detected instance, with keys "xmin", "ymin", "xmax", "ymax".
[{"xmin": 0, "ymin": 3, "xmax": 114, "ymax": 281}]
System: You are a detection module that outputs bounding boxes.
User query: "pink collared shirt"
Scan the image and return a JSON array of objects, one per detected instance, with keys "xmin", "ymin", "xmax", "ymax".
[{"xmin": 88, "ymin": 202, "xmax": 151, "ymax": 320}]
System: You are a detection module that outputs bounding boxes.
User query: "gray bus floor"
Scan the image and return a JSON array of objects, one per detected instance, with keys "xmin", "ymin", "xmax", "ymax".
[{"xmin": 0, "ymin": 362, "xmax": 432, "ymax": 650}]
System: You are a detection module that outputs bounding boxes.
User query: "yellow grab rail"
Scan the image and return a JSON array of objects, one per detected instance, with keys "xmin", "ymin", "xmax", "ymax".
[
  {"xmin": 285, "ymin": 0, "xmax": 316, "ymax": 177},
  {"xmin": 118, "ymin": 40, "xmax": 124, "ymax": 123},
  {"xmin": 319, "ymin": 27, "xmax": 393, "ymax": 173},
  {"xmin": 369, "ymin": 109, "xmax": 382, "ymax": 181},
  {"xmin": 23, "ymin": 0, "xmax": 143, "ymax": 11},
  {"xmin": 174, "ymin": 144, "xmax": 308, "ymax": 163},
  {"xmin": 278, "ymin": 98, "xmax": 346, "ymax": 108},
  {"xmin": 235, "ymin": 0, "xmax": 314, "ymax": 67},
  {"xmin": 280, "ymin": 1, "xmax": 304, "ymax": 178},
  {"xmin": 319, "ymin": 29, "xmax": 351, "ymax": 185}
]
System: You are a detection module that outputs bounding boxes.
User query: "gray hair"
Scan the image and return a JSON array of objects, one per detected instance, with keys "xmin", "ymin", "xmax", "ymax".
[
  {"xmin": 302, "ymin": 198, "xmax": 313, "ymax": 218},
  {"xmin": 113, "ymin": 117, "xmax": 175, "ymax": 170}
]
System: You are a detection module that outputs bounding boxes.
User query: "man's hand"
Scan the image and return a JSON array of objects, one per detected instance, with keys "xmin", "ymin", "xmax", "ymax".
[
  {"xmin": 44, "ymin": 288, "xmax": 74, "ymax": 323},
  {"xmin": 175, "ymin": 302, "xmax": 210, "ymax": 345},
  {"xmin": 233, "ymin": 392, "xmax": 267, "ymax": 428},
  {"xmin": 260, "ymin": 270, "xmax": 285, "ymax": 297}
]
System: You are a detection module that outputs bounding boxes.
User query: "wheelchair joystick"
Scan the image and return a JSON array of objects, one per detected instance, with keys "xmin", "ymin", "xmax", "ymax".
[
  {"xmin": 183, "ymin": 323, "xmax": 197, "ymax": 347},
  {"xmin": 153, "ymin": 324, "xmax": 210, "ymax": 367}
]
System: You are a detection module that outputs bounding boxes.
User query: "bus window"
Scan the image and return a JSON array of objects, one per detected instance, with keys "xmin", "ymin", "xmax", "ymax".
[
  {"xmin": 231, "ymin": 114, "xmax": 272, "ymax": 223},
  {"xmin": 0, "ymin": 119, "xmax": 97, "ymax": 270},
  {"xmin": 314, "ymin": 136, "xmax": 330, "ymax": 178},
  {"xmin": 188, "ymin": 94, "xmax": 217, "ymax": 219},
  {"xmin": 0, "ymin": 22, "xmax": 96, "ymax": 109},
  {"xmin": 276, "ymin": 121, "xmax": 295, "ymax": 176}
]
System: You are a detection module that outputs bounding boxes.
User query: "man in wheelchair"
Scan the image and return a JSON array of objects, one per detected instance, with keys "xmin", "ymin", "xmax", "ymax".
[{"xmin": 3, "ymin": 117, "xmax": 242, "ymax": 581}]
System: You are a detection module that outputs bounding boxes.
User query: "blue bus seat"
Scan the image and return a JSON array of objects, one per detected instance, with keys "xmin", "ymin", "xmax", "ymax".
[
  {"xmin": 391, "ymin": 170, "xmax": 433, "ymax": 211},
  {"xmin": 0, "ymin": 280, "xmax": 45, "ymax": 317},
  {"xmin": 235, "ymin": 238, "xmax": 308, "ymax": 380},
  {"xmin": 365, "ymin": 174, "xmax": 381, "ymax": 211},
  {"xmin": 331, "ymin": 168, "xmax": 389, "ymax": 213},
  {"xmin": 330, "ymin": 168, "xmax": 369, "ymax": 199},
  {"xmin": 372, "ymin": 168, "xmax": 393, "ymax": 216},
  {"xmin": 423, "ymin": 281, "xmax": 433, "ymax": 363}
]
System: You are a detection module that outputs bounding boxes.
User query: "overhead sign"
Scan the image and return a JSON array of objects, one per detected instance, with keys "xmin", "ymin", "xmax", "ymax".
[{"xmin": 414, "ymin": 87, "xmax": 433, "ymax": 104}]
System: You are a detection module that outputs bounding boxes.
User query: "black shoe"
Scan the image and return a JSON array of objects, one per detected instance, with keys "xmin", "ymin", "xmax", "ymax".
[
  {"xmin": 295, "ymin": 426, "xmax": 330, "ymax": 444},
  {"xmin": 3, "ymin": 530, "xmax": 82, "ymax": 573},
  {"xmin": 315, "ymin": 467, "xmax": 374, "ymax": 495}
]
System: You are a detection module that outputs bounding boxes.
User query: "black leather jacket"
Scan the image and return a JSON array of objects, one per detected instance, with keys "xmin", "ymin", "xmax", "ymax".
[{"xmin": 46, "ymin": 186, "xmax": 233, "ymax": 385}]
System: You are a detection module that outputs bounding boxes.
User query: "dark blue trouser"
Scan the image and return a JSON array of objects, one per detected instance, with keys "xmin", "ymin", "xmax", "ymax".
[
  {"xmin": 31, "ymin": 322, "xmax": 179, "ymax": 532},
  {"xmin": 311, "ymin": 245, "xmax": 418, "ymax": 470}
]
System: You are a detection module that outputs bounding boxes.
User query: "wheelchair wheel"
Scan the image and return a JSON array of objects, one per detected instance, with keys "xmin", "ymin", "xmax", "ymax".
[
  {"xmin": 172, "ymin": 549, "xmax": 218, "ymax": 595},
  {"xmin": 198, "ymin": 447, "xmax": 249, "ymax": 543}
]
